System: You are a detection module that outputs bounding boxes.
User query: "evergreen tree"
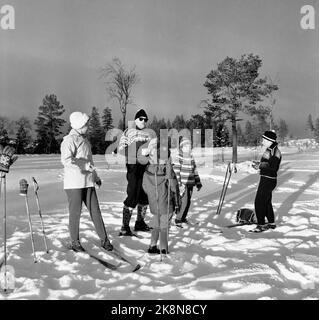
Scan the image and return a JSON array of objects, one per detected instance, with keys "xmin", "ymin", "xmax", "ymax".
[
  {"xmin": 314, "ymin": 118, "xmax": 319, "ymax": 143},
  {"xmin": 237, "ymin": 123, "xmax": 245, "ymax": 146},
  {"xmin": 34, "ymin": 94, "xmax": 66, "ymax": 153},
  {"xmin": 118, "ymin": 118, "xmax": 124, "ymax": 130},
  {"xmin": 203, "ymin": 54, "xmax": 278, "ymax": 162},
  {"xmin": 102, "ymin": 107, "xmax": 114, "ymax": 150},
  {"xmin": 307, "ymin": 114, "xmax": 314, "ymax": 137},
  {"xmin": 172, "ymin": 115, "xmax": 186, "ymax": 131},
  {"xmin": 0, "ymin": 116, "xmax": 10, "ymax": 146},
  {"xmin": 245, "ymin": 121, "xmax": 255, "ymax": 146},
  {"xmin": 88, "ymin": 107, "xmax": 104, "ymax": 154},
  {"xmin": 102, "ymin": 107, "xmax": 114, "ymax": 132},
  {"xmin": 214, "ymin": 122, "xmax": 230, "ymax": 147},
  {"xmin": 277, "ymin": 119, "xmax": 289, "ymax": 142},
  {"xmin": 15, "ymin": 117, "xmax": 32, "ymax": 154}
]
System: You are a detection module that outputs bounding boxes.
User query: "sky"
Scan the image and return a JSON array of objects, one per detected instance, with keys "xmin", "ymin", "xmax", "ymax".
[{"xmin": 0, "ymin": 0, "xmax": 318, "ymax": 137}]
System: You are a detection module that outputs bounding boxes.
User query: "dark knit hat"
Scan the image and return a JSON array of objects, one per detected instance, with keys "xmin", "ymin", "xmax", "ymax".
[
  {"xmin": 262, "ymin": 130, "xmax": 277, "ymax": 143},
  {"xmin": 134, "ymin": 109, "xmax": 148, "ymax": 120}
]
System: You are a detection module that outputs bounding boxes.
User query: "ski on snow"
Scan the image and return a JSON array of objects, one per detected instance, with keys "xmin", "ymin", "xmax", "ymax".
[
  {"xmin": 93, "ymin": 240, "xmax": 141, "ymax": 272},
  {"xmin": 62, "ymin": 240, "xmax": 120, "ymax": 271}
]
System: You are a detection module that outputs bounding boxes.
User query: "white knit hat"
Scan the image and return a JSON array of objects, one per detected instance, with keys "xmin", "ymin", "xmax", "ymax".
[{"xmin": 69, "ymin": 112, "xmax": 90, "ymax": 130}]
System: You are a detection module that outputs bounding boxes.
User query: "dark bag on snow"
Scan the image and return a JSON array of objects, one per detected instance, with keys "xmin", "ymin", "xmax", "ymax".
[{"xmin": 236, "ymin": 208, "xmax": 257, "ymax": 224}]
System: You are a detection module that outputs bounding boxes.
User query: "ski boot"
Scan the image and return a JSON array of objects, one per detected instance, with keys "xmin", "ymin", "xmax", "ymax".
[
  {"xmin": 134, "ymin": 205, "xmax": 152, "ymax": 231},
  {"xmin": 70, "ymin": 240, "xmax": 85, "ymax": 252},
  {"xmin": 134, "ymin": 220, "xmax": 152, "ymax": 232},
  {"xmin": 148, "ymin": 245, "xmax": 160, "ymax": 254},
  {"xmin": 101, "ymin": 238, "xmax": 113, "ymax": 251},
  {"xmin": 119, "ymin": 206, "xmax": 134, "ymax": 236}
]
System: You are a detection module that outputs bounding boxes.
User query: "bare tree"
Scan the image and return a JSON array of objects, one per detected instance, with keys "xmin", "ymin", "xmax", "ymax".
[
  {"xmin": 266, "ymin": 74, "xmax": 279, "ymax": 131},
  {"xmin": 100, "ymin": 58, "xmax": 139, "ymax": 131}
]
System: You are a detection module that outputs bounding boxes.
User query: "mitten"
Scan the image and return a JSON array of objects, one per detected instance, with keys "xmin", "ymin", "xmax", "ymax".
[{"xmin": 0, "ymin": 145, "xmax": 18, "ymax": 173}]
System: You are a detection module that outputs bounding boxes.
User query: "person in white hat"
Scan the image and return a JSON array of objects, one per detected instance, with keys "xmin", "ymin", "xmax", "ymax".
[{"xmin": 60, "ymin": 111, "xmax": 113, "ymax": 251}]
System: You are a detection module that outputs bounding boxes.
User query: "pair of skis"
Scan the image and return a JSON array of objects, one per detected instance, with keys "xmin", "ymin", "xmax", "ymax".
[
  {"xmin": 63, "ymin": 239, "xmax": 140, "ymax": 272},
  {"xmin": 19, "ymin": 177, "xmax": 49, "ymax": 263}
]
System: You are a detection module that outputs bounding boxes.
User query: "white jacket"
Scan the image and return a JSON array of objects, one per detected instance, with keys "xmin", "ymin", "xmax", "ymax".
[{"xmin": 60, "ymin": 129, "xmax": 99, "ymax": 189}]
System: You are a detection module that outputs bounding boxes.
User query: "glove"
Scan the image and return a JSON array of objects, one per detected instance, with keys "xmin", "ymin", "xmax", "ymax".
[
  {"xmin": 95, "ymin": 178, "xmax": 102, "ymax": 188},
  {"xmin": 84, "ymin": 162, "xmax": 95, "ymax": 172},
  {"xmin": 0, "ymin": 145, "xmax": 18, "ymax": 173},
  {"xmin": 197, "ymin": 183, "xmax": 202, "ymax": 192},
  {"xmin": 252, "ymin": 161, "xmax": 260, "ymax": 170}
]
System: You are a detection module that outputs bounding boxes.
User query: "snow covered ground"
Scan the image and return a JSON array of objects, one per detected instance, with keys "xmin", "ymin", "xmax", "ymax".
[{"xmin": 1, "ymin": 146, "xmax": 319, "ymax": 300}]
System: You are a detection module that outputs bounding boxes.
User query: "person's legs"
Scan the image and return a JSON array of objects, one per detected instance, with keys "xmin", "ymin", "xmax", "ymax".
[
  {"xmin": 176, "ymin": 186, "xmax": 193, "ymax": 223},
  {"xmin": 181, "ymin": 186, "xmax": 193, "ymax": 222},
  {"xmin": 266, "ymin": 180, "xmax": 277, "ymax": 228},
  {"xmin": 135, "ymin": 164, "xmax": 151, "ymax": 231},
  {"xmin": 65, "ymin": 189, "xmax": 83, "ymax": 242},
  {"xmin": 254, "ymin": 179, "xmax": 268, "ymax": 226},
  {"xmin": 148, "ymin": 215, "xmax": 160, "ymax": 254},
  {"xmin": 176, "ymin": 188, "xmax": 187, "ymax": 222},
  {"xmin": 251, "ymin": 178, "xmax": 274, "ymax": 233},
  {"xmin": 84, "ymin": 187, "xmax": 112, "ymax": 250},
  {"xmin": 122, "ymin": 164, "xmax": 138, "ymax": 233}
]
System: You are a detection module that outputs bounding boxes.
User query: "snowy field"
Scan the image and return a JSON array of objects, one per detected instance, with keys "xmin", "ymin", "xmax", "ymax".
[{"xmin": 1, "ymin": 146, "xmax": 319, "ymax": 300}]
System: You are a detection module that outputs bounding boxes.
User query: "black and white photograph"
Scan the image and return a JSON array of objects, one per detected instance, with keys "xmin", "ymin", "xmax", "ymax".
[{"xmin": 0, "ymin": 0, "xmax": 319, "ymax": 304}]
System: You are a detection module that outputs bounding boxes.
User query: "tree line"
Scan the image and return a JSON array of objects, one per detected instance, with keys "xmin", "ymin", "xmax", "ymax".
[
  {"xmin": 0, "ymin": 94, "xmax": 114, "ymax": 154},
  {"xmin": 1, "ymin": 53, "xmax": 296, "ymax": 157},
  {"xmin": 0, "ymin": 92, "xmax": 289, "ymax": 155}
]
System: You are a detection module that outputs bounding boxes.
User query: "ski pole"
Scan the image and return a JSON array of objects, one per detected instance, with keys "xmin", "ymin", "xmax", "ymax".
[
  {"xmin": 216, "ymin": 163, "xmax": 229, "ymax": 215},
  {"xmin": 154, "ymin": 169, "xmax": 162, "ymax": 262},
  {"xmin": 219, "ymin": 164, "xmax": 232, "ymax": 215},
  {"xmin": 1, "ymin": 173, "xmax": 8, "ymax": 292},
  {"xmin": 32, "ymin": 177, "xmax": 49, "ymax": 253},
  {"xmin": 19, "ymin": 179, "xmax": 37, "ymax": 263},
  {"xmin": 167, "ymin": 177, "xmax": 171, "ymax": 254},
  {"xmin": 216, "ymin": 162, "xmax": 231, "ymax": 215}
]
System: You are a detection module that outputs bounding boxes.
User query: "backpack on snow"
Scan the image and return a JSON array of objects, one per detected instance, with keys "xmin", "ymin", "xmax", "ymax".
[{"xmin": 236, "ymin": 208, "xmax": 257, "ymax": 224}]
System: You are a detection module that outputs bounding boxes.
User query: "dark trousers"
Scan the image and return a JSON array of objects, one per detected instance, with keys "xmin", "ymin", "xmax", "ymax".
[
  {"xmin": 65, "ymin": 187, "xmax": 107, "ymax": 242},
  {"xmin": 176, "ymin": 186, "xmax": 193, "ymax": 221},
  {"xmin": 254, "ymin": 177, "xmax": 277, "ymax": 225},
  {"xmin": 124, "ymin": 163, "xmax": 149, "ymax": 209}
]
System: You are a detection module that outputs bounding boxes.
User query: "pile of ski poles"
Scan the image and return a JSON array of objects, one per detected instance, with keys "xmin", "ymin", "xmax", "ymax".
[
  {"xmin": 216, "ymin": 162, "xmax": 233, "ymax": 216},
  {"xmin": 1, "ymin": 175, "xmax": 49, "ymax": 293},
  {"xmin": 18, "ymin": 177, "xmax": 50, "ymax": 263}
]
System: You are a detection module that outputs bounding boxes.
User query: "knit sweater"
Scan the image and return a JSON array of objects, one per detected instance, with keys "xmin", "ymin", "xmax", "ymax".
[
  {"xmin": 259, "ymin": 142, "xmax": 282, "ymax": 179},
  {"xmin": 173, "ymin": 150, "xmax": 202, "ymax": 187},
  {"xmin": 118, "ymin": 127, "xmax": 152, "ymax": 165}
]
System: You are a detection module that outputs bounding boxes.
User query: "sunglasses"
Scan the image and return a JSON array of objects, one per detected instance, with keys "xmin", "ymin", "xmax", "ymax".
[{"xmin": 138, "ymin": 117, "xmax": 148, "ymax": 122}]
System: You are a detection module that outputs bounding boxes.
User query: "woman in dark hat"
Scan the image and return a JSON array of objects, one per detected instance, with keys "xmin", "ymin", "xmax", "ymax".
[{"xmin": 250, "ymin": 130, "xmax": 282, "ymax": 233}]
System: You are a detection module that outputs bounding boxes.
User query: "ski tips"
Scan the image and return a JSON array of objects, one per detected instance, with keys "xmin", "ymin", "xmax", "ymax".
[{"xmin": 133, "ymin": 264, "xmax": 141, "ymax": 272}]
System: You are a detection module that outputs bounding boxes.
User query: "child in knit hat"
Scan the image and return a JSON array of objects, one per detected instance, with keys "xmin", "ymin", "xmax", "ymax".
[
  {"xmin": 173, "ymin": 137, "xmax": 202, "ymax": 226},
  {"xmin": 142, "ymin": 139, "xmax": 180, "ymax": 254},
  {"xmin": 250, "ymin": 130, "xmax": 282, "ymax": 233}
]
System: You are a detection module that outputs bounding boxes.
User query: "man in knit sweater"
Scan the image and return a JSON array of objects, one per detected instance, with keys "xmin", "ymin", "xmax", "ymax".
[
  {"xmin": 173, "ymin": 137, "xmax": 202, "ymax": 226},
  {"xmin": 118, "ymin": 108, "xmax": 154, "ymax": 235},
  {"xmin": 250, "ymin": 130, "xmax": 282, "ymax": 233}
]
